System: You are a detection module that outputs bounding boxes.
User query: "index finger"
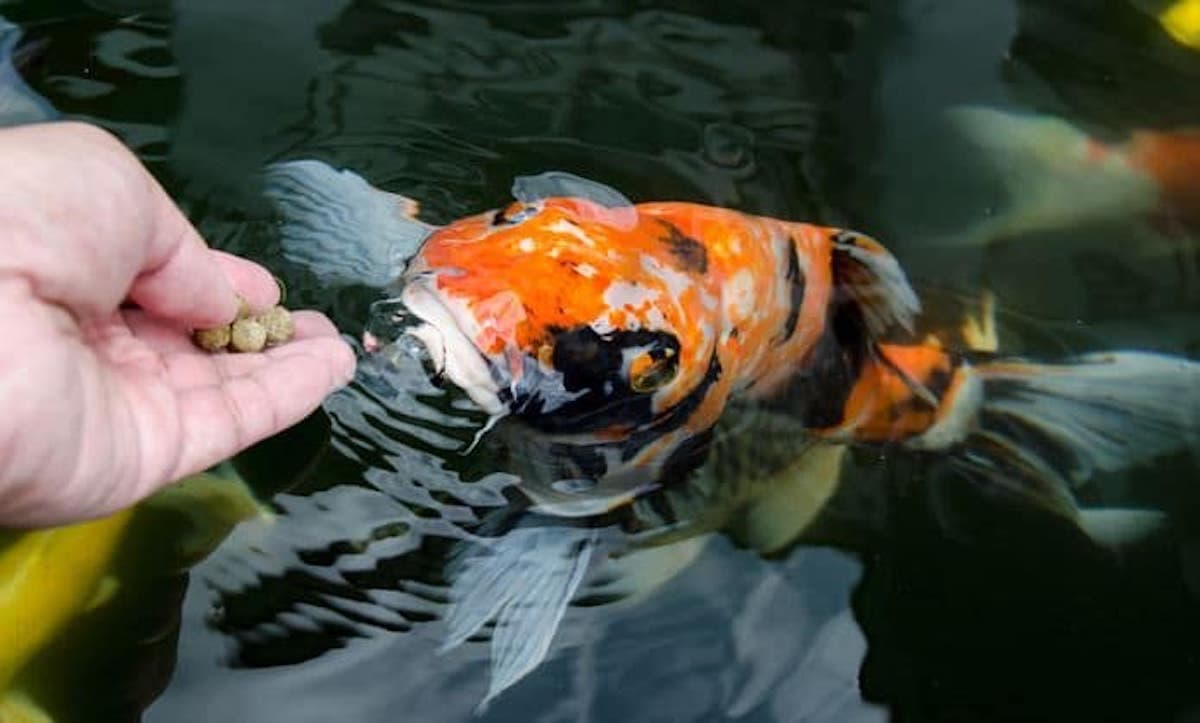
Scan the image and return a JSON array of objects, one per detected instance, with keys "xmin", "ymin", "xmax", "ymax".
[
  {"xmin": 129, "ymin": 234, "xmax": 281, "ymax": 327},
  {"xmin": 0, "ymin": 122, "xmax": 262, "ymax": 327}
]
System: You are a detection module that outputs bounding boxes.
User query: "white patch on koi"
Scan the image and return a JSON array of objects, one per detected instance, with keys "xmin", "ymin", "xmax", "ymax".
[
  {"xmin": 640, "ymin": 255, "xmax": 693, "ymax": 297},
  {"xmin": 906, "ymin": 367, "xmax": 982, "ymax": 450},
  {"xmin": 574, "ymin": 262, "xmax": 598, "ymax": 278},
  {"xmin": 603, "ymin": 280, "xmax": 660, "ymax": 309},
  {"xmin": 470, "ymin": 290, "xmax": 527, "ymax": 350},
  {"xmin": 725, "ymin": 269, "xmax": 756, "ymax": 322},
  {"xmin": 518, "ymin": 237, "xmax": 536, "ymax": 253},
  {"xmin": 690, "ymin": 323, "xmax": 715, "ymax": 370},
  {"xmin": 772, "ymin": 234, "xmax": 790, "ymax": 267},
  {"xmin": 644, "ymin": 307, "xmax": 667, "ymax": 329},
  {"xmin": 548, "ymin": 219, "xmax": 597, "ymax": 247}
]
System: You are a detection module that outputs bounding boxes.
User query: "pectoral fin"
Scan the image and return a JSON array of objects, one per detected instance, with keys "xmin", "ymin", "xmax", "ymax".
[
  {"xmin": 263, "ymin": 160, "xmax": 432, "ymax": 287},
  {"xmin": 442, "ymin": 525, "xmax": 597, "ymax": 708},
  {"xmin": 0, "ymin": 17, "xmax": 57, "ymax": 127},
  {"xmin": 830, "ymin": 229, "xmax": 921, "ymax": 336}
]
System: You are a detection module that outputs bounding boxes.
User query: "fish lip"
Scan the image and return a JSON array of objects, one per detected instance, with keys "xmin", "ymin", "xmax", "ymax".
[{"xmin": 399, "ymin": 275, "xmax": 507, "ymax": 416}]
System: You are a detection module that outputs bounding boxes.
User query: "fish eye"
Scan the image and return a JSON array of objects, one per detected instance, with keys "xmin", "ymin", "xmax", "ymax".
[
  {"xmin": 517, "ymin": 327, "xmax": 683, "ymax": 434},
  {"xmin": 629, "ymin": 348, "xmax": 678, "ymax": 393},
  {"xmin": 492, "ymin": 201, "xmax": 540, "ymax": 226}
]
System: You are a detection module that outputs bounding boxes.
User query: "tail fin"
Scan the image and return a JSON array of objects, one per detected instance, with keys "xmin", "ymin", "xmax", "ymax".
[{"xmin": 949, "ymin": 352, "xmax": 1200, "ymax": 518}]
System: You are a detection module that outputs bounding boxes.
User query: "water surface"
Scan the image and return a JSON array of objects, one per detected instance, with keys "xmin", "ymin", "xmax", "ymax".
[{"xmin": 6, "ymin": 1, "xmax": 1200, "ymax": 721}]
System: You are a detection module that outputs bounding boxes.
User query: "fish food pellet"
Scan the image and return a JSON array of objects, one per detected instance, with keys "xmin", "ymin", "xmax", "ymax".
[
  {"xmin": 192, "ymin": 298, "xmax": 296, "ymax": 354},
  {"xmin": 230, "ymin": 318, "xmax": 268, "ymax": 353},
  {"xmin": 193, "ymin": 325, "xmax": 232, "ymax": 352},
  {"xmin": 257, "ymin": 305, "xmax": 295, "ymax": 345}
]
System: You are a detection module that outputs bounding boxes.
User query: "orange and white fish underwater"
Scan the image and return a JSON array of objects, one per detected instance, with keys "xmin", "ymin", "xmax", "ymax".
[
  {"xmin": 944, "ymin": 105, "xmax": 1200, "ymax": 245},
  {"xmin": 265, "ymin": 162, "xmax": 1200, "ymax": 706}
]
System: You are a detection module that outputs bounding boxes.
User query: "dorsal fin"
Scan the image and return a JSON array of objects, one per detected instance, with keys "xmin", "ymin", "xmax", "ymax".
[
  {"xmin": 829, "ymin": 229, "xmax": 920, "ymax": 337},
  {"xmin": 512, "ymin": 171, "xmax": 638, "ymax": 230},
  {"xmin": 512, "ymin": 171, "xmax": 633, "ymax": 208}
]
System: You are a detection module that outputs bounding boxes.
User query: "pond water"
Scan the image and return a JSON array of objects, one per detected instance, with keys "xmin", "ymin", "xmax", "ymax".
[{"xmin": 4, "ymin": 0, "xmax": 1200, "ymax": 721}]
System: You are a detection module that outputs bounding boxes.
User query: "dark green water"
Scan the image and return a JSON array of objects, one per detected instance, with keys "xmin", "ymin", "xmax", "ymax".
[{"xmin": 6, "ymin": 0, "xmax": 1200, "ymax": 721}]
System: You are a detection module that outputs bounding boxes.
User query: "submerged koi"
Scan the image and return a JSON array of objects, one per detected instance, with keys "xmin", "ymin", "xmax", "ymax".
[
  {"xmin": 945, "ymin": 105, "xmax": 1200, "ymax": 245},
  {"xmin": 266, "ymin": 162, "xmax": 1200, "ymax": 704}
]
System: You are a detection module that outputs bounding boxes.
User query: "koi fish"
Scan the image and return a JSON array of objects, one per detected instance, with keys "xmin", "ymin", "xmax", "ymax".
[
  {"xmin": 265, "ymin": 162, "xmax": 1200, "ymax": 704},
  {"xmin": 944, "ymin": 105, "xmax": 1200, "ymax": 245},
  {"xmin": 0, "ymin": 468, "xmax": 265, "ymax": 721}
]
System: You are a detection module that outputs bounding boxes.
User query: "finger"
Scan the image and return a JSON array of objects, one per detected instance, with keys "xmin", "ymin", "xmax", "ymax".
[
  {"xmin": 265, "ymin": 335, "xmax": 357, "ymax": 386},
  {"xmin": 123, "ymin": 309, "xmax": 197, "ymax": 354},
  {"xmin": 172, "ymin": 344, "xmax": 356, "ymax": 478},
  {"xmin": 212, "ymin": 250, "xmax": 280, "ymax": 312},
  {"xmin": 0, "ymin": 123, "xmax": 259, "ymax": 326},
  {"xmin": 128, "ymin": 209, "xmax": 241, "ymax": 328},
  {"xmin": 290, "ymin": 310, "xmax": 343, "ymax": 339}
]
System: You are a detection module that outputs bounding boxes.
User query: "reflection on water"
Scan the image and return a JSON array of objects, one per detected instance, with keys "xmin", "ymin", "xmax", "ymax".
[{"xmin": 3, "ymin": 0, "xmax": 1200, "ymax": 721}]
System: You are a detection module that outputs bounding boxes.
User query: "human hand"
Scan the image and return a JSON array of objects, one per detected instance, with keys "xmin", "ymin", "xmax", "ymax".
[{"xmin": 0, "ymin": 122, "xmax": 356, "ymax": 527}]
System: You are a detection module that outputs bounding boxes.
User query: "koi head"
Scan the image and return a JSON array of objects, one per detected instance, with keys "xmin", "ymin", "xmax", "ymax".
[
  {"xmin": 355, "ymin": 175, "xmax": 734, "ymax": 511},
  {"xmin": 383, "ymin": 176, "xmax": 727, "ymax": 492}
]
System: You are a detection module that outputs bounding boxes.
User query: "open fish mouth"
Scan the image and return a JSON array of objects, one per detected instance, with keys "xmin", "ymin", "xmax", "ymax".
[
  {"xmin": 362, "ymin": 275, "xmax": 508, "ymax": 417},
  {"xmin": 401, "ymin": 277, "xmax": 507, "ymax": 416}
]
